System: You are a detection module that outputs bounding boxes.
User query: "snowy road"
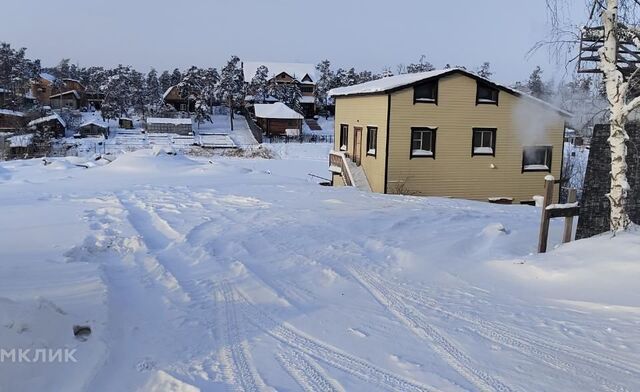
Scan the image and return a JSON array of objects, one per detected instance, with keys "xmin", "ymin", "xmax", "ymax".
[{"xmin": 0, "ymin": 147, "xmax": 639, "ymax": 391}]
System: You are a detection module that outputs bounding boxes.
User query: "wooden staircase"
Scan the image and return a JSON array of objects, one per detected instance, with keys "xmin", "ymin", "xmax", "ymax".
[
  {"xmin": 305, "ymin": 119, "xmax": 323, "ymax": 131},
  {"xmin": 329, "ymin": 151, "xmax": 371, "ymax": 192}
]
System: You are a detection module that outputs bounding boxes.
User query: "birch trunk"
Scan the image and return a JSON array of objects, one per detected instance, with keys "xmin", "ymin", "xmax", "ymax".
[{"xmin": 600, "ymin": 0, "xmax": 632, "ymax": 232}]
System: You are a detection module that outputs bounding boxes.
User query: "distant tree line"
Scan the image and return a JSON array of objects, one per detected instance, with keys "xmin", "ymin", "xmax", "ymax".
[{"xmin": 1, "ymin": 41, "xmax": 604, "ymax": 133}]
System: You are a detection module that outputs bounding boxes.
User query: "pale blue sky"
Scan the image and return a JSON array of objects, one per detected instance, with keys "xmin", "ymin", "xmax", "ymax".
[{"xmin": 1, "ymin": 0, "xmax": 588, "ymax": 83}]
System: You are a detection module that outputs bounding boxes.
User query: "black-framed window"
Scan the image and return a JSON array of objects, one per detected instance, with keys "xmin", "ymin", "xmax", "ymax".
[
  {"xmin": 410, "ymin": 127, "xmax": 437, "ymax": 158},
  {"xmin": 522, "ymin": 146, "xmax": 552, "ymax": 172},
  {"xmin": 413, "ymin": 81, "xmax": 438, "ymax": 104},
  {"xmin": 472, "ymin": 128, "xmax": 497, "ymax": 156},
  {"xmin": 476, "ymin": 81, "xmax": 499, "ymax": 105},
  {"xmin": 300, "ymin": 86, "xmax": 314, "ymax": 93},
  {"xmin": 366, "ymin": 126, "xmax": 377, "ymax": 156},
  {"xmin": 339, "ymin": 124, "xmax": 348, "ymax": 151}
]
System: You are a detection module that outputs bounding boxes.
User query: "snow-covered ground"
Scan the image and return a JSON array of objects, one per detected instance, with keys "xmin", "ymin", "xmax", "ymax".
[
  {"xmin": 60, "ymin": 112, "xmax": 257, "ymax": 158},
  {"xmin": 0, "ymin": 145, "xmax": 638, "ymax": 392}
]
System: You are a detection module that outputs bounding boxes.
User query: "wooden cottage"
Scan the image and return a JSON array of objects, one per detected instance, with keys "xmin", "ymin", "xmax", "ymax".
[
  {"xmin": 145, "ymin": 117, "xmax": 193, "ymax": 135},
  {"xmin": 254, "ymin": 102, "xmax": 303, "ymax": 137},
  {"xmin": 328, "ymin": 69, "xmax": 570, "ymax": 204},
  {"xmin": 6, "ymin": 133, "xmax": 34, "ymax": 158},
  {"xmin": 49, "ymin": 90, "xmax": 82, "ymax": 110},
  {"xmin": 118, "ymin": 118, "xmax": 134, "ymax": 129},
  {"xmin": 243, "ymin": 62, "xmax": 317, "ymax": 118},
  {"xmin": 27, "ymin": 113, "xmax": 66, "ymax": 138},
  {"xmin": 76, "ymin": 120, "xmax": 109, "ymax": 138},
  {"xmin": 0, "ymin": 109, "xmax": 27, "ymax": 132},
  {"xmin": 163, "ymin": 86, "xmax": 195, "ymax": 112}
]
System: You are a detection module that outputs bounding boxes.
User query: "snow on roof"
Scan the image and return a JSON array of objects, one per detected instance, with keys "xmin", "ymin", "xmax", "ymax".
[
  {"xmin": 40, "ymin": 73, "xmax": 56, "ymax": 82},
  {"xmin": 254, "ymin": 102, "xmax": 304, "ymax": 120},
  {"xmin": 299, "ymin": 96, "xmax": 315, "ymax": 104},
  {"xmin": 8, "ymin": 133, "xmax": 33, "ymax": 147},
  {"xmin": 162, "ymin": 86, "xmax": 176, "ymax": 100},
  {"xmin": 79, "ymin": 119, "xmax": 108, "ymax": 129},
  {"xmin": 329, "ymin": 70, "xmax": 452, "ymax": 97},
  {"xmin": 146, "ymin": 117, "xmax": 193, "ymax": 125},
  {"xmin": 328, "ymin": 69, "xmax": 571, "ymax": 116},
  {"xmin": 49, "ymin": 90, "xmax": 81, "ymax": 100},
  {"xmin": 28, "ymin": 113, "xmax": 66, "ymax": 128},
  {"xmin": 0, "ymin": 109, "xmax": 25, "ymax": 117},
  {"xmin": 243, "ymin": 62, "xmax": 316, "ymax": 84}
]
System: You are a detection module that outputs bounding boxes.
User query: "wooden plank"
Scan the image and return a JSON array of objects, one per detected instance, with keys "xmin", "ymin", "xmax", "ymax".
[
  {"xmin": 537, "ymin": 177, "xmax": 555, "ymax": 253},
  {"xmin": 562, "ymin": 189, "xmax": 577, "ymax": 243},
  {"xmin": 548, "ymin": 206, "xmax": 581, "ymax": 219}
]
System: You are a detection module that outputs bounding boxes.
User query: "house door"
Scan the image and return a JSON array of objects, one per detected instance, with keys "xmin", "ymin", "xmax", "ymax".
[{"xmin": 353, "ymin": 127, "xmax": 363, "ymax": 166}]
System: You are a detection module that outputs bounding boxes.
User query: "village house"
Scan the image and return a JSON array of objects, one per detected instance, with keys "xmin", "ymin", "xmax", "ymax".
[
  {"xmin": 254, "ymin": 102, "xmax": 303, "ymax": 137},
  {"xmin": 76, "ymin": 120, "xmax": 109, "ymax": 138},
  {"xmin": 27, "ymin": 113, "xmax": 66, "ymax": 138},
  {"xmin": 243, "ymin": 62, "xmax": 317, "ymax": 118},
  {"xmin": 31, "ymin": 74, "xmax": 103, "ymax": 110},
  {"xmin": 30, "ymin": 73, "xmax": 56, "ymax": 105},
  {"xmin": 163, "ymin": 86, "xmax": 195, "ymax": 112},
  {"xmin": 5, "ymin": 133, "xmax": 34, "ymax": 159},
  {"xmin": 145, "ymin": 117, "xmax": 193, "ymax": 135},
  {"xmin": 0, "ymin": 109, "xmax": 28, "ymax": 132},
  {"xmin": 328, "ymin": 69, "xmax": 570, "ymax": 204}
]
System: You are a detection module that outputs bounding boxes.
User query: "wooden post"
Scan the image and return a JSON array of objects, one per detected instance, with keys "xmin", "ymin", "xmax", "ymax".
[
  {"xmin": 537, "ymin": 176, "xmax": 555, "ymax": 253},
  {"xmin": 562, "ymin": 188, "xmax": 577, "ymax": 243}
]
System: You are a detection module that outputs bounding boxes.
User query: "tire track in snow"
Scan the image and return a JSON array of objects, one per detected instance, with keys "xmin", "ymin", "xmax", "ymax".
[
  {"xmin": 229, "ymin": 283, "xmax": 441, "ymax": 392},
  {"xmin": 363, "ymin": 270, "xmax": 635, "ymax": 392},
  {"xmin": 277, "ymin": 347, "xmax": 345, "ymax": 392},
  {"xmin": 117, "ymin": 190, "xmax": 440, "ymax": 392},
  {"xmin": 116, "ymin": 192, "xmax": 268, "ymax": 391},
  {"xmin": 216, "ymin": 284, "xmax": 266, "ymax": 392},
  {"xmin": 349, "ymin": 268, "xmax": 515, "ymax": 392}
]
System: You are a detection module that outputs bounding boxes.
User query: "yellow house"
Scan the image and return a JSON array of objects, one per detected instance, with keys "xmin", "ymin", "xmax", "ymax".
[{"xmin": 328, "ymin": 69, "xmax": 570, "ymax": 204}]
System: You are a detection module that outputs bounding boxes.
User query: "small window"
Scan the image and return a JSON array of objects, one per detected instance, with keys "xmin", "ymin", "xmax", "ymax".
[
  {"xmin": 339, "ymin": 124, "xmax": 348, "ymax": 151},
  {"xmin": 366, "ymin": 126, "xmax": 377, "ymax": 156},
  {"xmin": 413, "ymin": 81, "xmax": 438, "ymax": 103},
  {"xmin": 300, "ymin": 86, "xmax": 314, "ymax": 93},
  {"xmin": 522, "ymin": 146, "xmax": 552, "ymax": 172},
  {"xmin": 180, "ymin": 103, "xmax": 187, "ymax": 111},
  {"xmin": 476, "ymin": 82, "xmax": 499, "ymax": 104},
  {"xmin": 411, "ymin": 127, "xmax": 437, "ymax": 158},
  {"xmin": 472, "ymin": 128, "xmax": 496, "ymax": 156}
]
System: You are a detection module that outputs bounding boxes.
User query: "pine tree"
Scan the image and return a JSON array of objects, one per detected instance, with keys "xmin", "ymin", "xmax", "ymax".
[
  {"xmin": 477, "ymin": 62, "xmax": 493, "ymax": 79},
  {"xmin": 144, "ymin": 68, "xmax": 161, "ymax": 111},
  {"xmin": 406, "ymin": 55, "xmax": 435, "ymax": 73},
  {"xmin": 159, "ymin": 71, "xmax": 173, "ymax": 94},
  {"xmin": 100, "ymin": 65, "xmax": 138, "ymax": 118},
  {"xmin": 272, "ymin": 83, "xmax": 303, "ymax": 114},
  {"xmin": 315, "ymin": 60, "xmax": 333, "ymax": 114},
  {"xmin": 177, "ymin": 66, "xmax": 202, "ymax": 114},
  {"xmin": 527, "ymin": 66, "xmax": 547, "ymax": 98},
  {"xmin": 216, "ymin": 56, "xmax": 245, "ymax": 130},
  {"xmin": 201, "ymin": 67, "xmax": 219, "ymax": 109},
  {"xmin": 249, "ymin": 65, "xmax": 270, "ymax": 103},
  {"xmin": 170, "ymin": 68, "xmax": 182, "ymax": 86},
  {"xmin": 193, "ymin": 99, "xmax": 212, "ymax": 129},
  {"xmin": 0, "ymin": 42, "xmax": 41, "ymax": 110},
  {"xmin": 129, "ymin": 69, "xmax": 145, "ymax": 115}
]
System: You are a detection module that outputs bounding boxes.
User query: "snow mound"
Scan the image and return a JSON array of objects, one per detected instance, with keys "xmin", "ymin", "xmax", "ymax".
[
  {"xmin": 105, "ymin": 150, "xmax": 203, "ymax": 173},
  {"xmin": 138, "ymin": 370, "xmax": 200, "ymax": 392}
]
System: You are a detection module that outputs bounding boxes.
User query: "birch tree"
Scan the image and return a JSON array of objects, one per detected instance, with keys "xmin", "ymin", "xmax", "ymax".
[{"xmin": 545, "ymin": 0, "xmax": 640, "ymax": 232}]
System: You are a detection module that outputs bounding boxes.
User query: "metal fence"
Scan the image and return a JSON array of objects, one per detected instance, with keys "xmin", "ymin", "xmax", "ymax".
[{"xmin": 265, "ymin": 134, "xmax": 334, "ymax": 144}]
